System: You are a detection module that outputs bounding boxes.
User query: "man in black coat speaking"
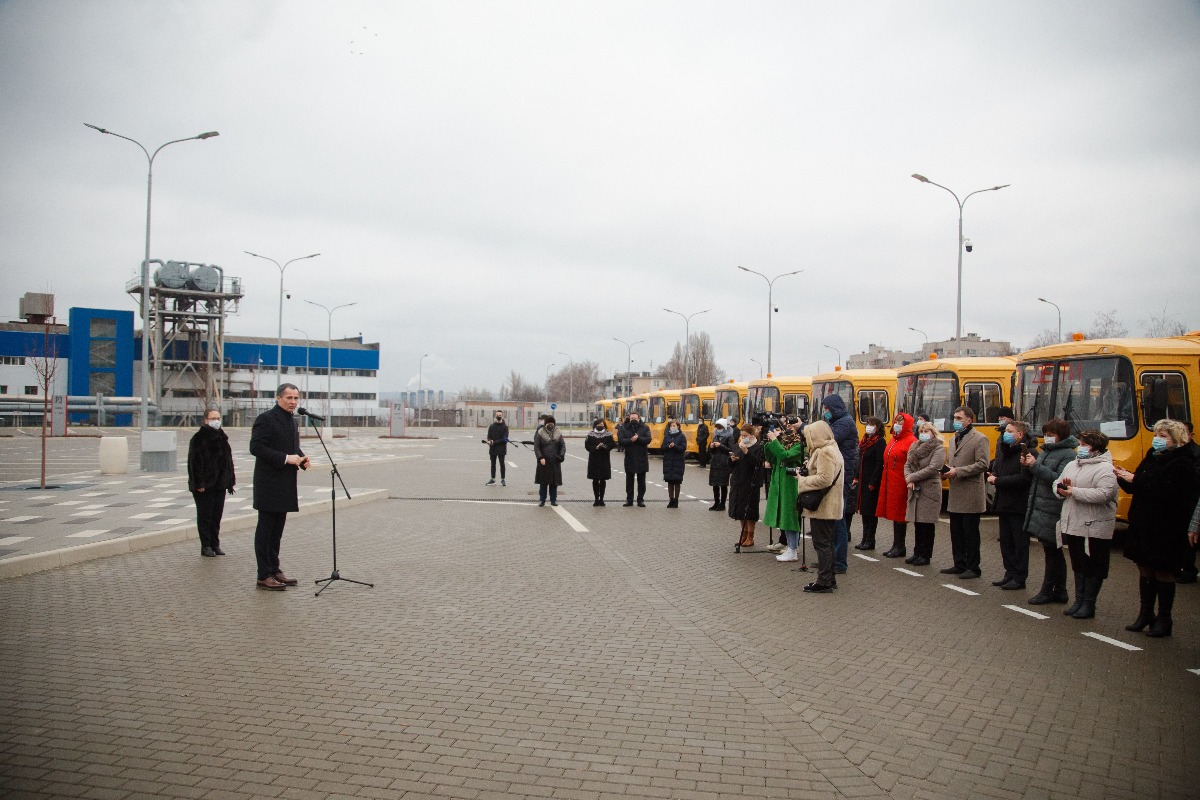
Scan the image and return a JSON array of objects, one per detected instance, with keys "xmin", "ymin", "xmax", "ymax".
[
  {"xmin": 618, "ymin": 411, "xmax": 652, "ymax": 507},
  {"xmin": 250, "ymin": 383, "xmax": 310, "ymax": 590}
]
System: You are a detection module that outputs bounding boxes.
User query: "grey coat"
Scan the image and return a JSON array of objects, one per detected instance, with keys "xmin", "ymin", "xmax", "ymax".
[
  {"xmin": 904, "ymin": 437, "xmax": 945, "ymax": 524},
  {"xmin": 946, "ymin": 427, "xmax": 990, "ymax": 514},
  {"xmin": 533, "ymin": 427, "xmax": 565, "ymax": 486},
  {"xmin": 1023, "ymin": 436, "xmax": 1078, "ymax": 544}
]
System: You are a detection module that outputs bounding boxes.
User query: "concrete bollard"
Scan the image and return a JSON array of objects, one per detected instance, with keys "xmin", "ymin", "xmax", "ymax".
[{"xmin": 98, "ymin": 437, "xmax": 129, "ymax": 474}]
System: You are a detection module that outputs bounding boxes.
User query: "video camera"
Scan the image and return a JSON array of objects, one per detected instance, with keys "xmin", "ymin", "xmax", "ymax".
[{"xmin": 752, "ymin": 412, "xmax": 802, "ymax": 434}]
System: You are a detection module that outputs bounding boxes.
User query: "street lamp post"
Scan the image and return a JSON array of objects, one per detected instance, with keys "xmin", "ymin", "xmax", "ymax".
[
  {"xmin": 908, "ymin": 326, "xmax": 929, "ymax": 355},
  {"xmin": 417, "ymin": 353, "xmax": 429, "ymax": 427},
  {"xmin": 304, "ymin": 300, "xmax": 356, "ymax": 429},
  {"xmin": 292, "ymin": 328, "xmax": 311, "ymax": 402},
  {"xmin": 84, "ymin": 123, "xmax": 219, "ymax": 452},
  {"xmin": 1038, "ymin": 297, "xmax": 1062, "ymax": 343},
  {"xmin": 823, "ymin": 344, "xmax": 842, "ymax": 369},
  {"xmin": 737, "ymin": 266, "xmax": 803, "ymax": 374},
  {"xmin": 613, "ymin": 338, "xmax": 643, "ymax": 396},
  {"xmin": 557, "ymin": 351, "xmax": 574, "ymax": 429},
  {"xmin": 544, "ymin": 362, "xmax": 555, "ymax": 406},
  {"xmin": 245, "ymin": 251, "xmax": 320, "ymax": 392},
  {"xmin": 663, "ymin": 308, "xmax": 710, "ymax": 387},
  {"xmin": 911, "ymin": 173, "xmax": 1010, "ymax": 352},
  {"xmin": 750, "ymin": 358, "xmax": 763, "ymax": 379}
]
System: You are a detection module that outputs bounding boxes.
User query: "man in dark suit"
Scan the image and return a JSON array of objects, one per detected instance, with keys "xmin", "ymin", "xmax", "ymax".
[{"xmin": 250, "ymin": 383, "xmax": 310, "ymax": 590}]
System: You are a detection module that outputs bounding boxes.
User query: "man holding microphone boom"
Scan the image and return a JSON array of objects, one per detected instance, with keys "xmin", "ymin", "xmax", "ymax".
[{"xmin": 250, "ymin": 383, "xmax": 311, "ymax": 590}]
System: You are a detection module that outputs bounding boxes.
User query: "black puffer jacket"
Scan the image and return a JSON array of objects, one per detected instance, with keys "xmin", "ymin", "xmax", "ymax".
[
  {"xmin": 991, "ymin": 438, "xmax": 1034, "ymax": 515},
  {"xmin": 1119, "ymin": 446, "xmax": 1199, "ymax": 571},
  {"xmin": 188, "ymin": 423, "xmax": 236, "ymax": 493},
  {"xmin": 1023, "ymin": 436, "xmax": 1077, "ymax": 544}
]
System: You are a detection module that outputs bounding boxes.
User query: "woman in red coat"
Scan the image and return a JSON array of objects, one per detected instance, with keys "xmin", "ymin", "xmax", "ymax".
[{"xmin": 877, "ymin": 412, "xmax": 916, "ymax": 558}]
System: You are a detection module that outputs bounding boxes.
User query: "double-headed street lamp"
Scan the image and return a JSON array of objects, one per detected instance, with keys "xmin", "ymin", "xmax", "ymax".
[
  {"xmin": 911, "ymin": 173, "xmax": 1010, "ymax": 351},
  {"xmin": 737, "ymin": 266, "xmax": 803, "ymax": 375},
  {"xmin": 613, "ymin": 338, "xmax": 643, "ymax": 396},
  {"xmin": 245, "ymin": 251, "xmax": 320, "ymax": 391},
  {"xmin": 663, "ymin": 308, "xmax": 710, "ymax": 387},
  {"xmin": 304, "ymin": 300, "xmax": 356, "ymax": 428},
  {"xmin": 84, "ymin": 123, "xmax": 219, "ymax": 447},
  {"xmin": 1038, "ymin": 297, "xmax": 1062, "ymax": 343}
]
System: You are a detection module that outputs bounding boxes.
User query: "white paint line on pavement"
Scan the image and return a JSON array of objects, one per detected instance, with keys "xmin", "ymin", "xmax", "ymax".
[
  {"xmin": 80, "ymin": 492, "xmax": 107, "ymax": 497},
  {"xmin": 103, "ymin": 481, "xmax": 127, "ymax": 485},
  {"xmin": 685, "ymin": 495, "xmax": 696, "ymax": 499},
  {"xmin": 79, "ymin": 504, "xmax": 109, "ymax": 510},
  {"xmin": 1004, "ymin": 604, "xmax": 1050, "ymax": 620},
  {"xmin": 1188, "ymin": 669, "xmax": 1200, "ymax": 677},
  {"xmin": 0, "ymin": 537, "xmax": 33, "ymax": 545},
  {"xmin": 24, "ymin": 496, "xmax": 53, "ymax": 501},
  {"xmin": 130, "ymin": 512, "xmax": 161, "ymax": 520},
  {"xmin": 568, "ymin": 454, "xmax": 586, "ymax": 461},
  {"xmin": 66, "ymin": 530, "xmax": 111, "ymax": 538},
  {"xmin": 894, "ymin": 567, "xmax": 923, "ymax": 576},
  {"xmin": 128, "ymin": 489, "xmax": 153, "ymax": 494},
  {"xmin": 854, "ymin": 553, "xmax": 880, "ymax": 562},
  {"xmin": 2, "ymin": 516, "xmax": 39, "ymax": 523},
  {"xmin": 553, "ymin": 505, "xmax": 589, "ymax": 533},
  {"xmin": 54, "ymin": 500, "xmax": 86, "ymax": 506},
  {"xmin": 156, "ymin": 518, "xmax": 188, "ymax": 525},
  {"xmin": 1081, "ymin": 632, "xmax": 1143, "ymax": 652},
  {"xmin": 507, "ymin": 461, "xmax": 518, "ymax": 468},
  {"xmin": 70, "ymin": 510, "xmax": 105, "ymax": 517},
  {"xmin": 443, "ymin": 499, "xmax": 530, "ymax": 507},
  {"xmin": 942, "ymin": 583, "xmax": 980, "ymax": 596}
]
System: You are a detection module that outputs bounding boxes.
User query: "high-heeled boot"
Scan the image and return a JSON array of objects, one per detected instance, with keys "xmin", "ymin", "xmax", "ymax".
[
  {"xmin": 1063, "ymin": 573, "xmax": 1085, "ymax": 616},
  {"xmin": 1147, "ymin": 582, "xmax": 1174, "ymax": 637},
  {"xmin": 1071, "ymin": 576, "xmax": 1102, "ymax": 619},
  {"xmin": 882, "ymin": 523, "xmax": 906, "ymax": 558},
  {"xmin": 1125, "ymin": 577, "xmax": 1157, "ymax": 631}
]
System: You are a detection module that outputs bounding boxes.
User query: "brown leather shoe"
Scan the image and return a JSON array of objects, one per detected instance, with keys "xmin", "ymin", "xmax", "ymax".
[
  {"xmin": 256, "ymin": 576, "xmax": 287, "ymax": 591},
  {"xmin": 273, "ymin": 572, "xmax": 299, "ymax": 586}
]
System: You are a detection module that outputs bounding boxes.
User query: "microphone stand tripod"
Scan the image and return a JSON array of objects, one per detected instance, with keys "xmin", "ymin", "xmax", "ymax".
[{"xmin": 306, "ymin": 417, "xmax": 373, "ymax": 596}]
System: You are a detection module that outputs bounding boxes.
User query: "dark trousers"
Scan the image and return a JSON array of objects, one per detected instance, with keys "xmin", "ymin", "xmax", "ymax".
[
  {"xmin": 860, "ymin": 514, "xmax": 879, "ymax": 546},
  {"xmin": 192, "ymin": 489, "xmax": 226, "ymax": 551},
  {"xmin": 538, "ymin": 484, "xmax": 558, "ymax": 503},
  {"xmin": 914, "ymin": 522, "xmax": 936, "ymax": 559},
  {"xmin": 626, "ymin": 471, "xmax": 647, "ymax": 502},
  {"xmin": 592, "ymin": 480, "xmax": 606, "ymax": 500},
  {"xmin": 997, "ymin": 512, "xmax": 1029, "ymax": 583},
  {"xmin": 1039, "ymin": 541, "xmax": 1067, "ymax": 588},
  {"xmin": 834, "ymin": 510, "xmax": 852, "ymax": 571},
  {"xmin": 810, "ymin": 518, "xmax": 837, "ymax": 587},
  {"xmin": 949, "ymin": 512, "xmax": 981, "ymax": 573},
  {"xmin": 254, "ymin": 511, "xmax": 288, "ymax": 580},
  {"xmin": 1064, "ymin": 534, "xmax": 1111, "ymax": 579},
  {"xmin": 489, "ymin": 453, "xmax": 506, "ymax": 480}
]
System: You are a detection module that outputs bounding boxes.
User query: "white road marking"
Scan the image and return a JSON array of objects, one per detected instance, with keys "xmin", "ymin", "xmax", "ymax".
[
  {"xmin": 103, "ymin": 481, "xmax": 127, "ymax": 485},
  {"xmin": 130, "ymin": 512, "xmax": 160, "ymax": 520},
  {"xmin": 854, "ymin": 554, "xmax": 880, "ymax": 562},
  {"xmin": 66, "ymin": 530, "xmax": 111, "ymax": 538},
  {"xmin": 1, "ymin": 516, "xmax": 39, "ymax": 523},
  {"xmin": 54, "ymin": 500, "xmax": 86, "ymax": 506},
  {"xmin": 942, "ymin": 583, "xmax": 980, "ymax": 596},
  {"xmin": 1187, "ymin": 669, "xmax": 1200, "ymax": 677},
  {"xmin": 507, "ymin": 461, "xmax": 518, "ymax": 468},
  {"xmin": 80, "ymin": 492, "xmax": 107, "ymax": 497},
  {"xmin": 553, "ymin": 505, "xmax": 588, "ymax": 533},
  {"xmin": 0, "ymin": 536, "xmax": 33, "ymax": 545},
  {"xmin": 685, "ymin": 495, "xmax": 696, "ymax": 499},
  {"xmin": 128, "ymin": 489, "xmax": 153, "ymax": 494},
  {"xmin": 443, "ymin": 499, "xmax": 530, "ymax": 507},
  {"xmin": 79, "ymin": 504, "xmax": 109, "ymax": 510},
  {"xmin": 1081, "ymin": 632, "xmax": 1143, "ymax": 652},
  {"xmin": 1004, "ymin": 605, "xmax": 1050, "ymax": 620},
  {"xmin": 156, "ymin": 518, "xmax": 188, "ymax": 525},
  {"xmin": 894, "ymin": 567, "xmax": 922, "ymax": 576},
  {"xmin": 70, "ymin": 510, "xmax": 105, "ymax": 516}
]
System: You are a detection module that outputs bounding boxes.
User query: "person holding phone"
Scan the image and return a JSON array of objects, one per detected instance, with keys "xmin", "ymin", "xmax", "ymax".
[
  {"xmin": 988, "ymin": 420, "xmax": 1036, "ymax": 589},
  {"xmin": 1055, "ymin": 430, "xmax": 1119, "ymax": 620},
  {"xmin": 1022, "ymin": 418, "xmax": 1077, "ymax": 606}
]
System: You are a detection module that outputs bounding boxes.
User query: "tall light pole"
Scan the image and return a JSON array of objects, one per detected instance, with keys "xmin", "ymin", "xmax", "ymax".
[
  {"xmin": 292, "ymin": 328, "xmax": 311, "ymax": 402},
  {"xmin": 1038, "ymin": 297, "xmax": 1062, "ymax": 343},
  {"xmin": 84, "ymin": 123, "xmax": 219, "ymax": 449},
  {"xmin": 822, "ymin": 344, "xmax": 842, "ymax": 369},
  {"xmin": 738, "ymin": 266, "xmax": 803, "ymax": 374},
  {"xmin": 911, "ymin": 174, "xmax": 1010, "ymax": 352},
  {"xmin": 557, "ymin": 351, "xmax": 574, "ymax": 428},
  {"xmin": 613, "ymin": 338, "xmax": 643, "ymax": 396},
  {"xmin": 663, "ymin": 308, "xmax": 710, "ymax": 387},
  {"xmin": 544, "ymin": 362, "xmax": 555, "ymax": 405},
  {"xmin": 245, "ymin": 251, "xmax": 320, "ymax": 391},
  {"xmin": 304, "ymin": 300, "xmax": 356, "ymax": 429},
  {"xmin": 750, "ymin": 358, "xmax": 763, "ymax": 379},
  {"xmin": 417, "ymin": 353, "xmax": 429, "ymax": 427}
]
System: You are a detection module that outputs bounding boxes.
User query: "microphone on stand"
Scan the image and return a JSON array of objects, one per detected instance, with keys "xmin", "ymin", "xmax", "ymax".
[{"xmin": 298, "ymin": 407, "xmax": 326, "ymax": 422}]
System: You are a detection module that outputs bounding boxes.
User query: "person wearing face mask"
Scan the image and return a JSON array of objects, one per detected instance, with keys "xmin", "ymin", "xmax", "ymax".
[
  {"xmin": 533, "ymin": 415, "xmax": 566, "ymax": 507},
  {"xmin": 820, "ymin": 395, "xmax": 860, "ymax": 574},
  {"xmin": 794, "ymin": 419, "xmax": 845, "ymax": 592},
  {"xmin": 661, "ymin": 418, "xmax": 688, "ymax": 508},
  {"xmin": 1054, "ymin": 430, "xmax": 1119, "ymax": 620},
  {"xmin": 486, "ymin": 410, "xmax": 510, "ymax": 486},
  {"xmin": 876, "ymin": 413, "xmax": 916, "ymax": 558},
  {"xmin": 992, "ymin": 406, "xmax": 1014, "ymax": 458},
  {"xmin": 1021, "ymin": 418, "xmax": 1077, "ymax": 606},
  {"xmin": 585, "ymin": 418, "xmax": 617, "ymax": 506},
  {"xmin": 854, "ymin": 417, "xmax": 887, "ymax": 551},
  {"xmin": 903, "ymin": 421, "xmax": 945, "ymax": 566},
  {"xmin": 707, "ymin": 418, "xmax": 735, "ymax": 511},
  {"xmin": 619, "ymin": 411, "xmax": 653, "ymax": 507},
  {"xmin": 942, "ymin": 405, "xmax": 990, "ymax": 579},
  {"xmin": 987, "ymin": 420, "xmax": 1036, "ymax": 590},
  {"xmin": 695, "ymin": 417, "xmax": 711, "ymax": 469},
  {"xmin": 1115, "ymin": 419, "xmax": 1199, "ymax": 637},
  {"xmin": 187, "ymin": 407, "xmax": 237, "ymax": 558},
  {"xmin": 763, "ymin": 419, "xmax": 806, "ymax": 560},
  {"xmin": 728, "ymin": 424, "xmax": 765, "ymax": 549}
]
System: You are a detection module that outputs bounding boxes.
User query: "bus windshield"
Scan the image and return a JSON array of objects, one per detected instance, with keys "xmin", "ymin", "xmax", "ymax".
[
  {"xmin": 898, "ymin": 373, "xmax": 958, "ymax": 431},
  {"xmin": 715, "ymin": 390, "xmax": 741, "ymax": 424},
  {"xmin": 748, "ymin": 386, "xmax": 781, "ymax": 416},
  {"xmin": 681, "ymin": 393, "xmax": 700, "ymax": 424},
  {"xmin": 1017, "ymin": 356, "xmax": 1136, "ymax": 439},
  {"xmin": 649, "ymin": 397, "xmax": 667, "ymax": 424},
  {"xmin": 811, "ymin": 381, "xmax": 852, "ymax": 421}
]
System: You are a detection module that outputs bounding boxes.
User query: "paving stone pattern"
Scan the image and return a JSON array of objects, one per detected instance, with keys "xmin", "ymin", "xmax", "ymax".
[{"xmin": 1, "ymin": 429, "xmax": 1197, "ymax": 799}]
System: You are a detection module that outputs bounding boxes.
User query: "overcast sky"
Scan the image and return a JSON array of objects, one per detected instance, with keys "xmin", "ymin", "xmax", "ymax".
[{"xmin": 2, "ymin": 1, "xmax": 1198, "ymax": 394}]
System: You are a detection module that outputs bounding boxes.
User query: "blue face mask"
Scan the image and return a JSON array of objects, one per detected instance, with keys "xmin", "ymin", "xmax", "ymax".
[
  {"xmin": 952, "ymin": 420, "xmax": 964, "ymax": 432},
  {"xmin": 1151, "ymin": 436, "xmax": 1169, "ymax": 451},
  {"xmin": 822, "ymin": 411, "xmax": 832, "ymax": 422},
  {"xmin": 1002, "ymin": 432, "xmax": 1015, "ymax": 445},
  {"xmin": 1076, "ymin": 445, "xmax": 1091, "ymax": 458}
]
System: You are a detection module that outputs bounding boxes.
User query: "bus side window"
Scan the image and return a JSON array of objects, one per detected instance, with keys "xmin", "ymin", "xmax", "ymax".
[
  {"xmin": 1140, "ymin": 372, "xmax": 1189, "ymax": 427},
  {"xmin": 965, "ymin": 382, "xmax": 1003, "ymax": 423},
  {"xmin": 858, "ymin": 390, "xmax": 888, "ymax": 423}
]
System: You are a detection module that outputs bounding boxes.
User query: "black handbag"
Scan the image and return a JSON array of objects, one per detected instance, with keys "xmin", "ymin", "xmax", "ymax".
[{"xmin": 798, "ymin": 467, "xmax": 842, "ymax": 512}]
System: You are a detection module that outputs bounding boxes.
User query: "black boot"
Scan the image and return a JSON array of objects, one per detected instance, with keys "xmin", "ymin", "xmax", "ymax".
[
  {"xmin": 1063, "ymin": 573, "xmax": 1085, "ymax": 616},
  {"xmin": 1125, "ymin": 577, "xmax": 1157, "ymax": 632},
  {"xmin": 1071, "ymin": 576, "xmax": 1102, "ymax": 619},
  {"xmin": 1147, "ymin": 582, "xmax": 1175, "ymax": 638},
  {"xmin": 1028, "ymin": 573, "xmax": 1058, "ymax": 605},
  {"xmin": 881, "ymin": 525, "xmax": 906, "ymax": 558},
  {"xmin": 709, "ymin": 487, "xmax": 721, "ymax": 511}
]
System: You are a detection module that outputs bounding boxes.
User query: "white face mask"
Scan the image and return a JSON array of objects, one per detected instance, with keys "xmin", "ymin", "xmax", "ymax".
[
  {"xmin": 1043, "ymin": 435, "xmax": 1057, "ymax": 445},
  {"xmin": 919, "ymin": 432, "xmax": 933, "ymax": 442},
  {"xmin": 740, "ymin": 436, "xmax": 754, "ymax": 447},
  {"xmin": 206, "ymin": 419, "xmax": 221, "ymax": 429},
  {"xmin": 865, "ymin": 425, "xmax": 876, "ymax": 435},
  {"xmin": 893, "ymin": 422, "xmax": 903, "ymax": 434}
]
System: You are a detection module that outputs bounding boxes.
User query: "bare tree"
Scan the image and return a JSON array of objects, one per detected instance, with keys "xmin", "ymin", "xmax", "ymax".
[
  {"xmin": 459, "ymin": 386, "xmax": 495, "ymax": 401},
  {"xmin": 500, "ymin": 370, "xmax": 542, "ymax": 402},
  {"xmin": 546, "ymin": 360, "xmax": 605, "ymax": 402},
  {"xmin": 1025, "ymin": 327, "xmax": 1062, "ymax": 350},
  {"xmin": 1086, "ymin": 309, "xmax": 1128, "ymax": 339},
  {"xmin": 1141, "ymin": 305, "xmax": 1189, "ymax": 338},
  {"xmin": 658, "ymin": 332, "xmax": 725, "ymax": 387},
  {"xmin": 26, "ymin": 324, "xmax": 61, "ymax": 489}
]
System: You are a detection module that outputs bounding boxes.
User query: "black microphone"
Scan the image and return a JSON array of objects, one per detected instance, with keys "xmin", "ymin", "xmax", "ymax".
[{"xmin": 298, "ymin": 407, "xmax": 326, "ymax": 422}]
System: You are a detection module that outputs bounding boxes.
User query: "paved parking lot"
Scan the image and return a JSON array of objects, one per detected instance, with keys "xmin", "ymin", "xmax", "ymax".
[{"xmin": 1, "ymin": 428, "xmax": 1197, "ymax": 799}]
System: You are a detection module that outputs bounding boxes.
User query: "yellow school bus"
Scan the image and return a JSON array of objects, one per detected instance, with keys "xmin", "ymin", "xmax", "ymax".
[
  {"xmin": 680, "ymin": 385, "xmax": 718, "ymax": 455},
  {"xmin": 627, "ymin": 394, "xmax": 650, "ymax": 426},
  {"xmin": 647, "ymin": 389, "xmax": 682, "ymax": 451},
  {"xmin": 1014, "ymin": 334, "xmax": 1200, "ymax": 523},
  {"xmin": 593, "ymin": 398, "xmax": 620, "ymax": 435},
  {"xmin": 810, "ymin": 368, "xmax": 897, "ymax": 438},
  {"xmin": 713, "ymin": 380, "xmax": 750, "ymax": 428},
  {"xmin": 896, "ymin": 355, "xmax": 1018, "ymax": 454},
  {"xmin": 746, "ymin": 375, "xmax": 813, "ymax": 427}
]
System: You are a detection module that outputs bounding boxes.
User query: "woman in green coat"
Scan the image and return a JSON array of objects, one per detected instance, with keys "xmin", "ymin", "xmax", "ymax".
[{"xmin": 763, "ymin": 420, "xmax": 806, "ymax": 562}]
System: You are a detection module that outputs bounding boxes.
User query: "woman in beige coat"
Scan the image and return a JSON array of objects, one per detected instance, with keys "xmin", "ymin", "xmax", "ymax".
[
  {"xmin": 1054, "ymin": 430, "xmax": 1119, "ymax": 620},
  {"xmin": 794, "ymin": 421, "xmax": 845, "ymax": 593},
  {"xmin": 904, "ymin": 421, "xmax": 945, "ymax": 566}
]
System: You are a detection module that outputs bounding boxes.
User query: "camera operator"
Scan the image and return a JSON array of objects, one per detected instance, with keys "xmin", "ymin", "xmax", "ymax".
[{"xmin": 763, "ymin": 417, "xmax": 806, "ymax": 561}]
